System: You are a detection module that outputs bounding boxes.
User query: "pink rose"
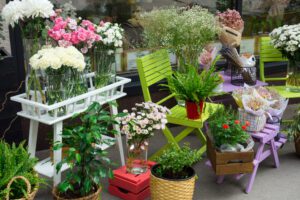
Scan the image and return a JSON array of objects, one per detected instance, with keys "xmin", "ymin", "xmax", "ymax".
[
  {"xmin": 81, "ymin": 47, "xmax": 88, "ymax": 54},
  {"xmin": 62, "ymin": 33, "xmax": 72, "ymax": 41},
  {"xmin": 58, "ymin": 40, "xmax": 72, "ymax": 48},
  {"xmin": 71, "ymin": 33, "xmax": 80, "ymax": 44},
  {"xmin": 78, "ymin": 32, "xmax": 87, "ymax": 41},
  {"xmin": 99, "ymin": 21, "xmax": 105, "ymax": 26},
  {"xmin": 54, "ymin": 17, "xmax": 63, "ymax": 24},
  {"xmin": 52, "ymin": 24, "xmax": 62, "ymax": 31},
  {"xmin": 81, "ymin": 20, "xmax": 92, "ymax": 27},
  {"xmin": 87, "ymin": 24, "xmax": 95, "ymax": 32}
]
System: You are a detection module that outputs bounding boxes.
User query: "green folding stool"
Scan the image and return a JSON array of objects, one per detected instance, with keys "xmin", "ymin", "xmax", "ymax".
[
  {"xmin": 136, "ymin": 49, "xmax": 220, "ymax": 160},
  {"xmin": 259, "ymin": 36, "xmax": 300, "ymax": 99}
]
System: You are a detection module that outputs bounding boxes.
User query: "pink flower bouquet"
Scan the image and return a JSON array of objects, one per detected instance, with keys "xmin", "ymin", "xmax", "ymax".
[
  {"xmin": 217, "ymin": 9, "xmax": 244, "ymax": 32},
  {"xmin": 48, "ymin": 16, "xmax": 101, "ymax": 53},
  {"xmin": 199, "ymin": 46, "xmax": 218, "ymax": 70}
]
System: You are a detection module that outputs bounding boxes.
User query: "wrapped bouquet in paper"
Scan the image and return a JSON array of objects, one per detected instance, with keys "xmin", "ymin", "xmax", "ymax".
[{"xmin": 217, "ymin": 9, "xmax": 244, "ymax": 47}]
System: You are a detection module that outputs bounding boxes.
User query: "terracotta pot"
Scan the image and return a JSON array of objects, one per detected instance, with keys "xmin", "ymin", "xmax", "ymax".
[
  {"xmin": 52, "ymin": 186, "xmax": 101, "ymax": 200},
  {"xmin": 295, "ymin": 136, "xmax": 300, "ymax": 157},
  {"xmin": 150, "ymin": 164, "xmax": 196, "ymax": 200},
  {"xmin": 185, "ymin": 101, "xmax": 204, "ymax": 120}
]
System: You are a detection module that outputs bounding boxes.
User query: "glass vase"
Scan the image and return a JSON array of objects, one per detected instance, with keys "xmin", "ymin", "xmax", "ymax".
[
  {"xmin": 68, "ymin": 69, "xmax": 88, "ymax": 101},
  {"xmin": 23, "ymin": 38, "xmax": 46, "ymax": 103},
  {"xmin": 45, "ymin": 71, "xmax": 70, "ymax": 116},
  {"xmin": 286, "ymin": 60, "xmax": 300, "ymax": 92},
  {"xmin": 93, "ymin": 48, "xmax": 117, "ymax": 88},
  {"xmin": 126, "ymin": 140, "xmax": 149, "ymax": 175}
]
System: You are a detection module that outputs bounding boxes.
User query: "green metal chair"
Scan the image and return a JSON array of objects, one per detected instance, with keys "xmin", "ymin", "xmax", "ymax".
[
  {"xmin": 136, "ymin": 49, "xmax": 220, "ymax": 160},
  {"xmin": 259, "ymin": 36, "xmax": 300, "ymax": 98}
]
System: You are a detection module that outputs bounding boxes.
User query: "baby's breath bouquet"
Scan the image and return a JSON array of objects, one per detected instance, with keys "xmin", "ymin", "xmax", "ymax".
[{"xmin": 140, "ymin": 6, "xmax": 219, "ymax": 72}]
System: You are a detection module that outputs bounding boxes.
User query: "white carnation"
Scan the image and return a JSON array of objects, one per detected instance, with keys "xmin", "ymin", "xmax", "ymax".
[
  {"xmin": 1, "ymin": 0, "xmax": 25, "ymax": 27},
  {"xmin": 22, "ymin": 0, "xmax": 54, "ymax": 19}
]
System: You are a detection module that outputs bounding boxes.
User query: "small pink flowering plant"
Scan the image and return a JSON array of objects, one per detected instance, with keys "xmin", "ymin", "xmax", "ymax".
[
  {"xmin": 217, "ymin": 9, "xmax": 244, "ymax": 32},
  {"xmin": 119, "ymin": 102, "xmax": 170, "ymax": 145},
  {"xmin": 48, "ymin": 16, "xmax": 101, "ymax": 53}
]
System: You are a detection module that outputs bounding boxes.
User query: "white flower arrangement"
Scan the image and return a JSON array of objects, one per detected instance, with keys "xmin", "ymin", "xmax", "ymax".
[
  {"xmin": 269, "ymin": 24, "xmax": 300, "ymax": 58},
  {"xmin": 29, "ymin": 46, "xmax": 86, "ymax": 71},
  {"xmin": 119, "ymin": 102, "xmax": 170, "ymax": 144},
  {"xmin": 2, "ymin": 0, "xmax": 54, "ymax": 27},
  {"xmin": 96, "ymin": 21, "xmax": 124, "ymax": 49}
]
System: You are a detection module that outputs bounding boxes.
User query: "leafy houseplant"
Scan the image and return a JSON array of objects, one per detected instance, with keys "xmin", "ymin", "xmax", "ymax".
[
  {"xmin": 118, "ymin": 102, "xmax": 170, "ymax": 174},
  {"xmin": 140, "ymin": 6, "xmax": 219, "ymax": 72},
  {"xmin": 162, "ymin": 63, "xmax": 223, "ymax": 120},
  {"xmin": 287, "ymin": 107, "xmax": 300, "ymax": 156},
  {"xmin": 150, "ymin": 144, "xmax": 200, "ymax": 200},
  {"xmin": 53, "ymin": 102, "xmax": 123, "ymax": 199},
  {"xmin": 0, "ymin": 141, "xmax": 43, "ymax": 200},
  {"xmin": 208, "ymin": 106, "xmax": 251, "ymax": 151}
]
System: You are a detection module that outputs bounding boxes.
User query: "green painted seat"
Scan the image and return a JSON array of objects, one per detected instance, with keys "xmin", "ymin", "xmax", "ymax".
[
  {"xmin": 259, "ymin": 36, "xmax": 300, "ymax": 98},
  {"xmin": 136, "ymin": 49, "xmax": 221, "ymax": 160}
]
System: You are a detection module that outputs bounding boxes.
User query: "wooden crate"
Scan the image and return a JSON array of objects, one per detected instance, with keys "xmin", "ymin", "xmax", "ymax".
[{"xmin": 206, "ymin": 135, "xmax": 254, "ymax": 176}]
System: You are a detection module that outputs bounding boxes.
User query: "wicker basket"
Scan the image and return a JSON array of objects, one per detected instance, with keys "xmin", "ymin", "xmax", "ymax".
[
  {"xmin": 52, "ymin": 186, "xmax": 101, "ymax": 200},
  {"xmin": 150, "ymin": 164, "xmax": 196, "ymax": 200},
  {"xmin": 6, "ymin": 176, "xmax": 39, "ymax": 200},
  {"xmin": 238, "ymin": 108, "xmax": 266, "ymax": 132}
]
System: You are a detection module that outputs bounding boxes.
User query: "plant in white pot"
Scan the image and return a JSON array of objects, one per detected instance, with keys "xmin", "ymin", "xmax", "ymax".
[
  {"xmin": 150, "ymin": 144, "xmax": 200, "ymax": 200},
  {"xmin": 53, "ymin": 102, "xmax": 123, "ymax": 200}
]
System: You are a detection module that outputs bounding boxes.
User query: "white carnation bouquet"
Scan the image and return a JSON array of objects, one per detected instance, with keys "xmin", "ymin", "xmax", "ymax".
[
  {"xmin": 96, "ymin": 21, "xmax": 124, "ymax": 51},
  {"xmin": 269, "ymin": 23, "xmax": 300, "ymax": 61},
  {"xmin": 30, "ymin": 46, "xmax": 86, "ymax": 72}
]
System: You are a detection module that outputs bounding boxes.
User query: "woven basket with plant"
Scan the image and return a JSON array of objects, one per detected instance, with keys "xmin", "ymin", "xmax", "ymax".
[{"xmin": 150, "ymin": 144, "xmax": 200, "ymax": 200}]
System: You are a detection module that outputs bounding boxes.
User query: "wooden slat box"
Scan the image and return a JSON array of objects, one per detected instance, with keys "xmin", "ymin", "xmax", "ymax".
[{"xmin": 206, "ymin": 136, "xmax": 254, "ymax": 176}]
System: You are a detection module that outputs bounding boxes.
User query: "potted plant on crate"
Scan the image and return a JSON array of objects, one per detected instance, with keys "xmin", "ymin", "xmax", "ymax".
[
  {"xmin": 53, "ymin": 102, "xmax": 124, "ymax": 199},
  {"xmin": 162, "ymin": 64, "xmax": 223, "ymax": 120},
  {"xmin": 0, "ymin": 141, "xmax": 43, "ymax": 200},
  {"xmin": 206, "ymin": 106, "xmax": 254, "ymax": 175},
  {"xmin": 118, "ymin": 102, "xmax": 170, "ymax": 175},
  {"xmin": 150, "ymin": 144, "xmax": 200, "ymax": 200},
  {"xmin": 287, "ymin": 106, "xmax": 300, "ymax": 157}
]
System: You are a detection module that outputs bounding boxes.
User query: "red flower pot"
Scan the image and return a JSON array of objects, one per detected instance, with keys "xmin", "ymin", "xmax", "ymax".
[{"xmin": 185, "ymin": 101, "xmax": 205, "ymax": 120}]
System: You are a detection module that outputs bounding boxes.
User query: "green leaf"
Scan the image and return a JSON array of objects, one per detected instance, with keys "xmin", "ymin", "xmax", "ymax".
[{"xmin": 75, "ymin": 153, "xmax": 81, "ymax": 163}]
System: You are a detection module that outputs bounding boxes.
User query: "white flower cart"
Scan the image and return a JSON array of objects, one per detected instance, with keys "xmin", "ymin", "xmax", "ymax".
[{"xmin": 11, "ymin": 72, "xmax": 131, "ymax": 186}]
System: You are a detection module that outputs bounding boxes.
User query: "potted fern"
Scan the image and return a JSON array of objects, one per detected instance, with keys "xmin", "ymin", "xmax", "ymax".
[
  {"xmin": 162, "ymin": 64, "xmax": 222, "ymax": 120},
  {"xmin": 0, "ymin": 141, "xmax": 43, "ymax": 200},
  {"xmin": 53, "ymin": 102, "xmax": 124, "ymax": 199},
  {"xmin": 150, "ymin": 144, "xmax": 200, "ymax": 200}
]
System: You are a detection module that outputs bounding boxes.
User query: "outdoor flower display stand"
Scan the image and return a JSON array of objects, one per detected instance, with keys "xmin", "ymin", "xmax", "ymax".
[
  {"xmin": 206, "ymin": 123, "xmax": 287, "ymax": 193},
  {"xmin": 11, "ymin": 73, "xmax": 131, "ymax": 186}
]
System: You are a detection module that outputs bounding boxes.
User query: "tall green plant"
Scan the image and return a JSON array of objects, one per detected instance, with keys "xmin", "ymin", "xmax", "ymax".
[
  {"xmin": 54, "ymin": 102, "xmax": 125, "ymax": 198},
  {"xmin": 162, "ymin": 62, "xmax": 222, "ymax": 102},
  {"xmin": 140, "ymin": 6, "xmax": 219, "ymax": 71},
  {"xmin": 287, "ymin": 107, "xmax": 300, "ymax": 142},
  {"xmin": 0, "ymin": 141, "xmax": 42, "ymax": 199}
]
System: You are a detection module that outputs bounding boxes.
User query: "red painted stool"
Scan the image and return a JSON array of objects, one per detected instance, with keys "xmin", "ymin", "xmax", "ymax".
[{"xmin": 108, "ymin": 161, "xmax": 156, "ymax": 200}]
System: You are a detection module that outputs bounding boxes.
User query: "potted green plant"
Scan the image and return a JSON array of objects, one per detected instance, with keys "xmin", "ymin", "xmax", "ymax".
[
  {"xmin": 150, "ymin": 144, "xmax": 200, "ymax": 200},
  {"xmin": 162, "ymin": 64, "xmax": 223, "ymax": 120},
  {"xmin": 53, "ymin": 102, "xmax": 124, "ymax": 200},
  {"xmin": 208, "ymin": 106, "xmax": 251, "ymax": 151},
  {"xmin": 206, "ymin": 106, "xmax": 254, "ymax": 175},
  {"xmin": 0, "ymin": 141, "xmax": 43, "ymax": 200},
  {"xmin": 287, "ymin": 107, "xmax": 300, "ymax": 156}
]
